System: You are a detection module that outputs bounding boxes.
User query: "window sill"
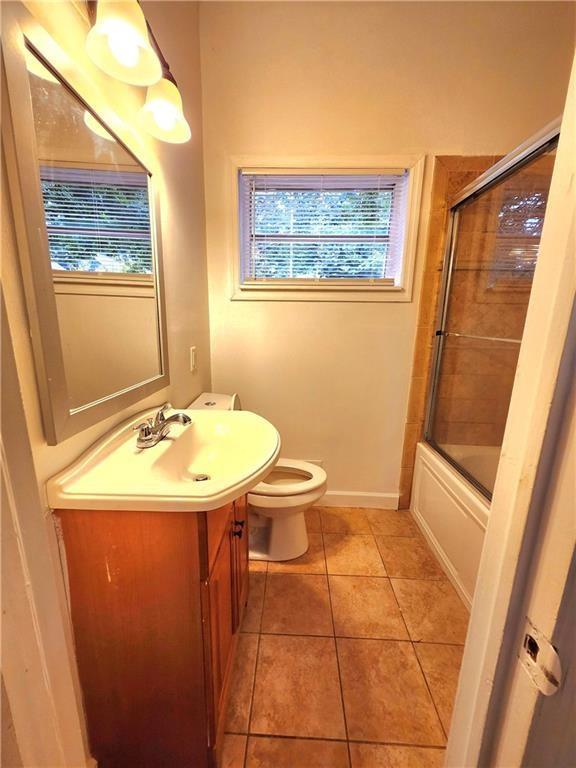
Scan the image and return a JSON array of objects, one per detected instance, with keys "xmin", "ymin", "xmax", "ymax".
[
  {"xmin": 53, "ymin": 272, "xmax": 155, "ymax": 298},
  {"xmin": 232, "ymin": 282, "xmax": 412, "ymax": 303}
]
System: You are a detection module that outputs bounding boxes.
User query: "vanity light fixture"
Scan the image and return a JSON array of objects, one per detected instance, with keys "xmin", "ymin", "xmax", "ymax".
[
  {"xmin": 86, "ymin": 0, "xmax": 161, "ymax": 86},
  {"xmin": 87, "ymin": 0, "xmax": 191, "ymax": 144},
  {"xmin": 138, "ymin": 73, "xmax": 191, "ymax": 144},
  {"xmin": 83, "ymin": 110, "xmax": 115, "ymax": 141}
]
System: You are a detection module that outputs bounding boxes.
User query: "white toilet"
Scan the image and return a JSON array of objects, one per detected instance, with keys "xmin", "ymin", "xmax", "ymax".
[
  {"xmin": 188, "ymin": 392, "xmax": 327, "ymax": 561},
  {"xmin": 247, "ymin": 459, "xmax": 327, "ymax": 561}
]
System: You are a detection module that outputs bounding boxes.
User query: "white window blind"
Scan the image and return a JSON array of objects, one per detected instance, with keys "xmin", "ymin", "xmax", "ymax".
[
  {"xmin": 40, "ymin": 165, "xmax": 153, "ymax": 274},
  {"xmin": 492, "ymin": 187, "xmax": 550, "ymax": 275},
  {"xmin": 238, "ymin": 171, "xmax": 409, "ymax": 286}
]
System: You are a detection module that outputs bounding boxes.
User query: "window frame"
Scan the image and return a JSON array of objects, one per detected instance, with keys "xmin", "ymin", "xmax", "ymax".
[{"xmin": 229, "ymin": 156, "xmax": 425, "ymax": 303}]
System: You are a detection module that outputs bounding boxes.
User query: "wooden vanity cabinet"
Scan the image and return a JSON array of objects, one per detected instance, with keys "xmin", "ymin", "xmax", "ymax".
[
  {"xmin": 56, "ymin": 496, "xmax": 249, "ymax": 768},
  {"xmin": 231, "ymin": 494, "xmax": 249, "ymax": 630}
]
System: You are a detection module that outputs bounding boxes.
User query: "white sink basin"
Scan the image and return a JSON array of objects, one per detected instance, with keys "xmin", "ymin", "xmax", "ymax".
[{"xmin": 47, "ymin": 409, "xmax": 281, "ymax": 512}]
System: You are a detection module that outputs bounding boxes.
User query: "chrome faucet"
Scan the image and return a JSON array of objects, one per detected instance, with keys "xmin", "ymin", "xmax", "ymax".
[{"xmin": 133, "ymin": 403, "xmax": 191, "ymax": 449}]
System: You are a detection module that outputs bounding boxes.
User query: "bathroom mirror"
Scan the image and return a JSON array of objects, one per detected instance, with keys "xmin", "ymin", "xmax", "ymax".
[{"xmin": 2, "ymin": 27, "xmax": 169, "ymax": 444}]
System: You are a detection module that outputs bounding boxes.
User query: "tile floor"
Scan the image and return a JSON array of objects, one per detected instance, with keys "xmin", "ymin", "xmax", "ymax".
[{"xmin": 222, "ymin": 507, "xmax": 469, "ymax": 768}]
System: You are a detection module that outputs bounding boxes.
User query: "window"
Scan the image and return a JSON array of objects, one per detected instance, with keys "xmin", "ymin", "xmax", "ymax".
[
  {"xmin": 238, "ymin": 171, "xmax": 412, "ymax": 290},
  {"xmin": 487, "ymin": 184, "xmax": 551, "ymax": 291},
  {"xmin": 40, "ymin": 165, "xmax": 153, "ymax": 274}
]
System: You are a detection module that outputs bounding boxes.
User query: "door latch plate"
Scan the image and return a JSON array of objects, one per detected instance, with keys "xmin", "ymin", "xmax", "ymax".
[{"xmin": 520, "ymin": 618, "xmax": 562, "ymax": 696}]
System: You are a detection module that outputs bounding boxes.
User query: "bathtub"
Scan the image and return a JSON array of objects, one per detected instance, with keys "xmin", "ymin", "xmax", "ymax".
[
  {"xmin": 411, "ymin": 441, "xmax": 495, "ymax": 607},
  {"xmin": 441, "ymin": 443, "xmax": 501, "ymax": 495}
]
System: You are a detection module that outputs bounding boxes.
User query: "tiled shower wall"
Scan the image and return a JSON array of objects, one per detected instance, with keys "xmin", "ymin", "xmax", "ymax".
[
  {"xmin": 399, "ymin": 156, "xmax": 499, "ymax": 509},
  {"xmin": 430, "ymin": 153, "xmax": 556, "ymax": 449}
]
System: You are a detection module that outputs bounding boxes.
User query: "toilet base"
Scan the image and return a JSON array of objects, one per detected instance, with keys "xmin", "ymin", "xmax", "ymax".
[{"xmin": 248, "ymin": 509, "xmax": 309, "ymax": 561}]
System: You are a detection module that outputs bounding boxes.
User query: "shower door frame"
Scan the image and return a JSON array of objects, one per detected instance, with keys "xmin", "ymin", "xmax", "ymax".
[{"xmin": 424, "ymin": 121, "xmax": 561, "ymax": 500}]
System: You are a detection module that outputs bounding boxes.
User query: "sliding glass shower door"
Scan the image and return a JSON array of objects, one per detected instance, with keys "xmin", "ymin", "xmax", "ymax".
[{"xmin": 425, "ymin": 135, "xmax": 558, "ymax": 498}]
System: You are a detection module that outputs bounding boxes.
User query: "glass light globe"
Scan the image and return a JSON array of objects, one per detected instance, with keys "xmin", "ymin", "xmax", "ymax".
[
  {"xmin": 138, "ymin": 78, "xmax": 191, "ymax": 144},
  {"xmin": 86, "ymin": 0, "xmax": 161, "ymax": 86}
]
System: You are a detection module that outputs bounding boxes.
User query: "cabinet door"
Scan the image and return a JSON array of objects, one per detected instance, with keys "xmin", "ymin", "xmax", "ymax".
[
  {"xmin": 58, "ymin": 509, "xmax": 208, "ymax": 768},
  {"xmin": 232, "ymin": 495, "xmax": 249, "ymax": 631},
  {"xmin": 208, "ymin": 526, "xmax": 234, "ymax": 723},
  {"xmin": 206, "ymin": 502, "xmax": 234, "ymax": 575}
]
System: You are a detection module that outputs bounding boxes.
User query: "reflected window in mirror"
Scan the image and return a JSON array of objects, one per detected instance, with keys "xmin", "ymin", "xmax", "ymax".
[
  {"xmin": 41, "ymin": 166, "xmax": 153, "ymax": 274},
  {"xmin": 25, "ymin": 46, "xmax": 163, "ymax": 411}
]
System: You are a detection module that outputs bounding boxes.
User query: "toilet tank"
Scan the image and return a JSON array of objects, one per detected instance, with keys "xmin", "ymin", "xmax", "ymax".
[{"xmin": 188, "ymin": 392, "xmax": 242, "ymax": 411}]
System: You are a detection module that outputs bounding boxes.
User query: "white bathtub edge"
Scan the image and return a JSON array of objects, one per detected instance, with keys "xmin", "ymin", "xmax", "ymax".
[
  {"xmin": 411, "ymin": 505, "xmax": 473, "ymax": 610},
  {"xmin": 411, "ymin": 441, "xmax": 490, "ymax": 610}
]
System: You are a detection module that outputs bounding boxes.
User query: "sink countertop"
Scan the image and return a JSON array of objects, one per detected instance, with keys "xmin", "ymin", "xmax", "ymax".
[{"xmin": 47, "ymin": 409, "xmax": 281, "ymax": 512}]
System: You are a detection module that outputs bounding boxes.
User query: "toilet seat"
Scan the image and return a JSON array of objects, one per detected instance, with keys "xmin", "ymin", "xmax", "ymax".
[
  {"xmin": 249, "ymin": 459, "xmax": 326, "ymax": 497},
  {"xmin": 186, "ymin": 393, "xmax": 327, "ymax": 561}
]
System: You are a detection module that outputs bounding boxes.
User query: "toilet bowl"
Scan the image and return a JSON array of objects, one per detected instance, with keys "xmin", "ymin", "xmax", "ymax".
[
  {"xmin": 247, "ymin": 459, "xmax": 327, "ymax": 561},
  {"xmin": 188, "ymin": 393, "xmax": 328, "ymax": 562}
]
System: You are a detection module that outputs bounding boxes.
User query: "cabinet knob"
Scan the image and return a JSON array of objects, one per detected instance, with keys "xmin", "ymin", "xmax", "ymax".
[
  {"xmin": 232, "ymin": 529, "xmax": 243, "ymax": 538},
  {"xmin": 233, "ymin": 520, "xmax": 245, "ymax": 529}
]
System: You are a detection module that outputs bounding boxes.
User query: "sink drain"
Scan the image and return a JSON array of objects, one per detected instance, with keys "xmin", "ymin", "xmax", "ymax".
[{"xmin": 193, "ymin": 474, "xmax": 210, "ymax": 482}]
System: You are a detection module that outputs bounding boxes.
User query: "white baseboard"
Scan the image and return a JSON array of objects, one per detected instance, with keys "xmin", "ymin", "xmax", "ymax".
[{"xmin": 318, "ymin": 490, "xmax": 399, "ymax": 509}]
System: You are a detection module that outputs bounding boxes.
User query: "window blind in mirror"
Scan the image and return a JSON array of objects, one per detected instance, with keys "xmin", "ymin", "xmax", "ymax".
[{"xmin": 40, "ymin": 166, "xmax": 153, "ymax": 275}]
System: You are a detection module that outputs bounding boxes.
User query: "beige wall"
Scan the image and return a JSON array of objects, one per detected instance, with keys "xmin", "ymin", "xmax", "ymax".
[
  {"xmin": 199, "ymin": 1, "xmax": 575, "ymax": 502},
  {"xmin": 3, "ymin": 0, "xmax": 211, "ymax": 491}
]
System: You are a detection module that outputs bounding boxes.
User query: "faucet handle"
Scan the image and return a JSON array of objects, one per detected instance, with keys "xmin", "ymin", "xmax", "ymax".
[
  {"xmin": 154, "ymin": 402, "xmax": 172, "ymax": 426},
  {"xmin": 133, "ymin": 418, "xmax": 154, "ymax": 438}
]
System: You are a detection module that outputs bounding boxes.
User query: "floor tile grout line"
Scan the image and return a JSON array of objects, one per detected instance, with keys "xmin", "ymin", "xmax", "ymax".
[
  {"xmin": 390, "ymin": 575, "xmax": 452, "ymax": 585},
  {"xmin": 387, "ymin": 574, "xmax": 414, "ymax": 644},
  {"xmin": 389, "ymin": 573, "xmax": 422, "ymax": 645},
  {"xmin": 387, "ymin": 554, "xmax": 449, "ymax": 745},
  {"xmin": 321, "ymin": 530, "xmax": 421, "ymax": 538},
  {"xmin": 319, "ymin": 529, "xmax": 453, "ymax": 583},
  {"xmin": 239, "ymin": 733, "xmax": 248, "ymax": 767},
  {"xmin": 241, "ymin": 628, "xmax": 465, "ymax": 646},
  {"xmin": 322, "ymin": 531, "xmax": 384, "ymax": 538},
  {"xmin": 243, "ymin": 568, "xmax": 268, "ymax": 768},
  {"xmin": 374, "ymin": 535, "xmax": 422, "ymax": 539},
  {"xmin": 412, "ymin": 641, "xmax": 449, "ymax": 743},
  {"xmin": 373, "ymin": 530, "xmax": 390, "ymax": 576},
  {"xmin": 258, "ymin": 567, "xmax": 449, "ymax": 582},
  {"xmin": 225, "ymin": 729, "xmax": 447, "ymax": 750},
  {"xmin": 321, "ymin": 528, "xmax": 353, "ymax": 767},
  {"xmin": 317, "ymin": 507, "xmax": 421, "ymax": 539},
  {"xmin": 389, "ymin": 574, "xmax": 464, "ymax": 586}
]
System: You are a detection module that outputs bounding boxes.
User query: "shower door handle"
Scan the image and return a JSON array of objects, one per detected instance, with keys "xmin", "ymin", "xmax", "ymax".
[{"xmin": 441, "ymin": 331, "xmax": 521, "ymax": 344}]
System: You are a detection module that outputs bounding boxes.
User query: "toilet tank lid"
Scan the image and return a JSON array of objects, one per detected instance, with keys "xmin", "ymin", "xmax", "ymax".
[{"xmin": 187, "ymin": 392, "xmax": 241, "ymax": 410}]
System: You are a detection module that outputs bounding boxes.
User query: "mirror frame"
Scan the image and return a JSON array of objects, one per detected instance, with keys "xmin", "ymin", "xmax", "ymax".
[{"xmin": 1, "ymin": 6, "xmax": 170, "ymax": 444}]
